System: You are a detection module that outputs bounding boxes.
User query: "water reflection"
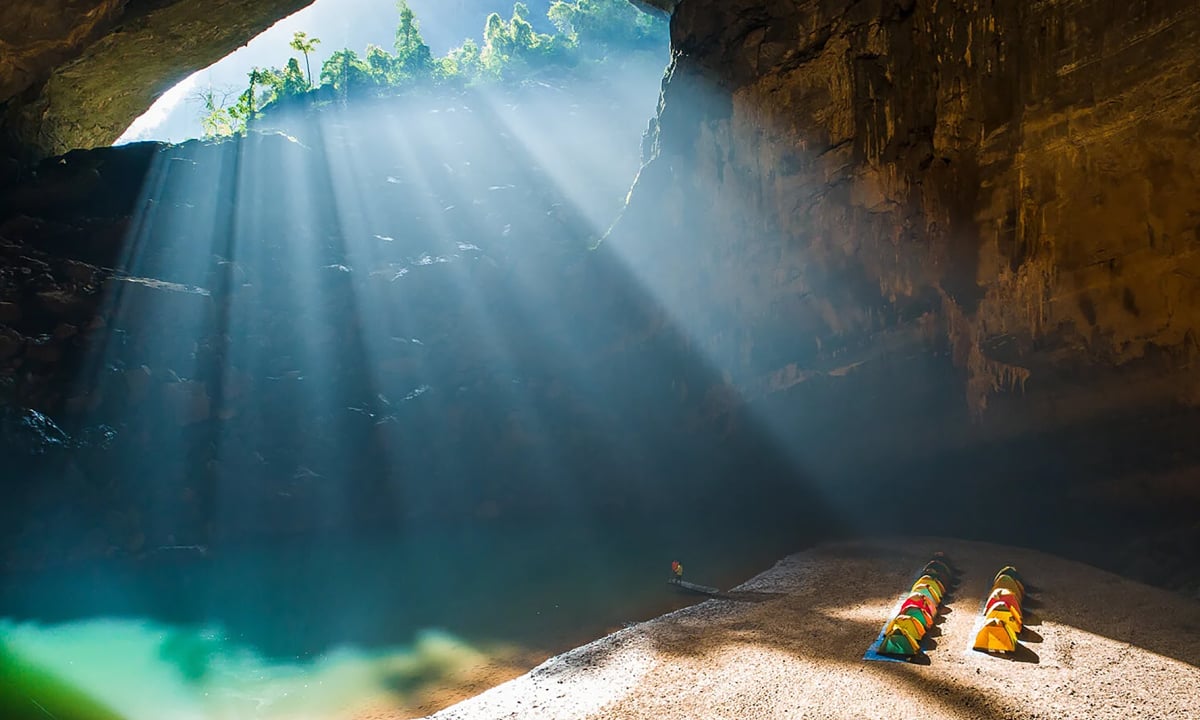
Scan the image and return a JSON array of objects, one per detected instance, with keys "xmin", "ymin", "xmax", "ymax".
[
  {"xmin": 1, "ymin": 619, "xmax": 533, "ymax": 720},
  {"xmin": 1, "ymin": 519, "xmax": 808, "ymax": 719}
]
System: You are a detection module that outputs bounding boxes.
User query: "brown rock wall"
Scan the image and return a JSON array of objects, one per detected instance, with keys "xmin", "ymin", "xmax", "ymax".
[
  {"xmin": 0, "ymin": 0, "xmax": 310, "ymax": 157},
  {"xmin": 615, "ymin": 0, "xmax": 1200, "ymax": 422}
]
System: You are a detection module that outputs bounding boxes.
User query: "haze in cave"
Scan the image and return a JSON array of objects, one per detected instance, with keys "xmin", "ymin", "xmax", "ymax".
[{"xmin": 1, "ymin": 1, "xmax": 1198, "ymax": 718}]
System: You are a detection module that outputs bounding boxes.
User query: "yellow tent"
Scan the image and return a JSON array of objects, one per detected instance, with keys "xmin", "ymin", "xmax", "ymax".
[
  {"xmin": 913, "ymin": 575, "xmax": 945, "ymax": 598},
  {"xmin": 973, "ymin": 617, "xmax": 1018, "ymax": 653},
  {"xmin": 993, "ymin": 574, "xmax": 1024, "ymax": 600},
  {"xmin": 912, "ymin": 581, "xmax": 943, "ymax": 605},
  {"xmin": 994, "ymin": 566, "xmax": 1024, "ymax": 587},
  {"xmin": 887, "ymin": 614, "xmax": 926, "ymax": 642},
  {"xmin": 986, "ymin": 601, "xmax": 1023, "ymax": 634}
]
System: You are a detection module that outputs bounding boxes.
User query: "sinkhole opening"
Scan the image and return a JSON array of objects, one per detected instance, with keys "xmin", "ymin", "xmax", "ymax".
[{"xmin": 115, "ymin": 0, "xmax": 671, "ymax": 149}]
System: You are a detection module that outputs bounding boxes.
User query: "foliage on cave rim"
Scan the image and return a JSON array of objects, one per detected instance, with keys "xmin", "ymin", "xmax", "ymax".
[{"xmin": 201, "ymin": 0, "xmax": 667, "ymax": 139}]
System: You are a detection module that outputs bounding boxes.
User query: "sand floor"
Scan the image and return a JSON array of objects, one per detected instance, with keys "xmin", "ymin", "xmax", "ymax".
[{"xmin": 423, "ymin": 537, "xmax": 1200, "ymax": 720}]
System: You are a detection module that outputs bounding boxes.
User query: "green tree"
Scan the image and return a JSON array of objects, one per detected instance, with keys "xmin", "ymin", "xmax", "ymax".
[
  {"xmin": 245, "ymin": 67, "xmax": 269, "ymax": 117},
  {"xmin": 320, "ymin": 48, "xmax": 372, "ymax": 95},
  {"xmin": 547, "ymin": 0, "xmax": 665, "ymax": 51},
  {"xmin": 230, "ymin": 88, "xmax": 254, "ymax": 128},
  {"xmin": 394, "ymin": 1, "xmax": 434, "ymax": 79},
  {"xmin": 221, "ymin": 0, "xmax": 665, "ymax": 124},
  {"xmin": 510, "ymin": 3, "xmax": 537, "ymax": 51},
  {"xmin": 239, "ymin": 56, "xmax": 311, "ymax": 120},
  {"xmin": 280, "ymin": 57, "xmax": 308, "ymax": 96},
  {"xmin": 446, "ymin": 38, "xmax": 483, "ymax": 80},
  {"xmin": 547, "ymin": 0, "xmax": 573, "ymax": 35},
  {"xmin": 289, "ymin": 31, "xmax": 321, "ymax": 87},
  {"xmin": 365, "ymin": 43, "xmax": 396, "ymax": 84},
  {"xmin": 198, "ymin": 87, "xmax": 241, "ymax": 138},
  {"xmin": 482, "ymin": 12, "xmax": 512, "ymax": 69},
  {"xmin": 481, "ymin": 4, "xmax": 560, "ymax": 77}
]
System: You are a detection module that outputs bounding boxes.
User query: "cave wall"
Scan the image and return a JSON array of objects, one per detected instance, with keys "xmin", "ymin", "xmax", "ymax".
[
  {"xmin": 0, "ymin": 0, "xmax": 311, "ymax": 159},
  {"xmin": 612, "ymin": 0, "xmax": 1200, "ymax": 442},
  {"xmin": 2, "ymin": 0, "xmax": 1200, "ymax": 572}
]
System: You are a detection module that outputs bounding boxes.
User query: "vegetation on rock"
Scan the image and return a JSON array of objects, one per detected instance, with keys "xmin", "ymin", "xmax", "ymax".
[{"xmin": 201, "ymin": 0, "xmax": 666, "ymax": 138}]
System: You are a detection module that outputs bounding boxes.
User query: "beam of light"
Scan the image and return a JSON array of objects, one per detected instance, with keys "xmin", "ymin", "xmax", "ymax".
[
  {"xmin": 456, "ymin": 55, "xmax": 839, "ymax": 533},
  {"xmin": 373, "ymin": 100, "xmax": 587, "ymax": 516},
  {"xmin": 312, "ymin": 95, "xmax": 581, "ymax": 532},
  {"xmin": 469, "ymin": 54, "xmax": 671, "ymax": 236},
  {"xmin": 588, "ymin": 62, "xmax": 866, "ymax": 527},
  {"xmin": 9, "ymin": 6, "xmax": 845, "ymax": 718},
  {"xmin": 167, "ymin": 83, "xmax": 665, "ymax": 650},
  {"xmin": 60, "ymin": 141, "xmax": 252, "ymax": 558},
  {"xmin": 350, "ymin": 102, "xmax": 492, "ymax": 518},
  {"xmin": 451, "ymin": 98, "xmax": 646, "ymax": 519}
]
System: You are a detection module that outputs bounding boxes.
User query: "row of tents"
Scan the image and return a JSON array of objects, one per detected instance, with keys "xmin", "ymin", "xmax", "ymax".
[
  {"xmin": 878, "ymin": 555, "xmax": 955, "ymax": 656},
  {"xmin": 972, "ymin": 565, "xmax": 1028, "ymax": 653}
]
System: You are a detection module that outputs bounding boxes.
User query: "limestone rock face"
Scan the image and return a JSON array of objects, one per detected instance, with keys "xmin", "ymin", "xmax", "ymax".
[
  {"xmin": 0, "ymin": 0, "xmax": 310, "ymax": 158},
  {"xmin": 614, "ymin": 0, "xmax": 1200, "ymax": 437}
]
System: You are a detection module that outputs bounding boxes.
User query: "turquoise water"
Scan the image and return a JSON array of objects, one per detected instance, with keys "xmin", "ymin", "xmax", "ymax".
[
  {"xmin": 1, "ymin": 518, "xmax": 807, "ymax": 719},
  {"xmin": 2, "ymin": 619, "xmax": 453, "ymax": 720}
]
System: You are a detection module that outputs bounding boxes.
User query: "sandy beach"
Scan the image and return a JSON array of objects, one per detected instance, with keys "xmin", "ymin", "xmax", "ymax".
[{"xmin": 424, "ymin": 537, "xmax": 1200, "ymax": 720}]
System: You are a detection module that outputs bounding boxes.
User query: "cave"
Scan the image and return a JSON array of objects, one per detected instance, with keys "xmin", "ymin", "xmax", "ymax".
[{"xmin": 1, "ymin": 0, "xmax": 1199, "ymax": 718}]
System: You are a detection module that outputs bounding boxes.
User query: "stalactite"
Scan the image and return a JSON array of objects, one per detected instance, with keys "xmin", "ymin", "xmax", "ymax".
[
  {"xmin": 939, "ymin": 289, "xmax": 1032, "ymax": 417},
  {"xmin": 984, "ymin": 254, "xmax": 1055, "ymax": 339}
]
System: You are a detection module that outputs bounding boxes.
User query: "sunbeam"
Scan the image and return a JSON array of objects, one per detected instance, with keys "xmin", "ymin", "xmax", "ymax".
[
  {"xmin": 1, "ymin": 2, "xmax": 829, "ymax": 718},
  {"xmin": 6, "ymin": 0, "xmax": 1200, "ymax": 718}
]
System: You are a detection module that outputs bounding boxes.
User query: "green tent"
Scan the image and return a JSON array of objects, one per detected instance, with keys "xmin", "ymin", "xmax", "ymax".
[{"xmin": 880, "ymin": 625, "xmax": 920, "ymax": 656}]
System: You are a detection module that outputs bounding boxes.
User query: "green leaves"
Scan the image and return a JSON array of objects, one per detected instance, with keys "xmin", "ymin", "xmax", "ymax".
[
  {"xmin": 198, "ymin": 0, "xmax": 667, "ymax": 136},
  {"xmin": 198, "ymin": 87, "xmax": 242, "ymax": 139},
  {"xmin": 320, "ymin": 49, "xmax": 372, "ymax": 94},
  {"xmin": 289, "ymin": 31, "xmax": 321, "ymax": 87},
  {"xmin": 548, "ymin": 0, "xmax": 666, "ymax": 52},
  {"xmin": 480, "ymin": 5, "xmax": 560, "ymax": 79},
  {"xmin": 446, "ymin": 39, "xmax": 484, "ymax": 80},
  {"xmin": 394, "ymin": 1, "xmax": 435, "ymax": 79}
]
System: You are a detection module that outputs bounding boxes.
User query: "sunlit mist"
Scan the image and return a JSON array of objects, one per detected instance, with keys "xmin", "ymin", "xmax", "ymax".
[
  {"xmin": 0, "ymin": 3, "xmax": 789, "ymax": 715},
  {"xmin": 0, "ymin": 1, "xmax": 839, "ymax": 717}
]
